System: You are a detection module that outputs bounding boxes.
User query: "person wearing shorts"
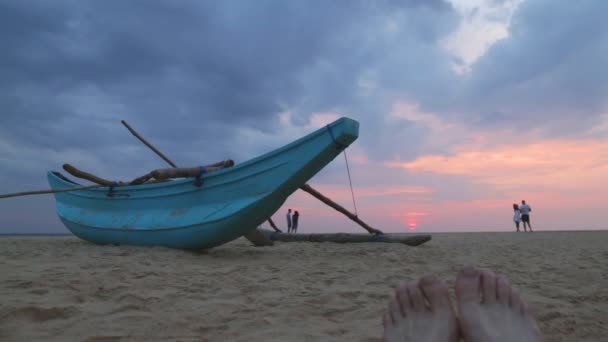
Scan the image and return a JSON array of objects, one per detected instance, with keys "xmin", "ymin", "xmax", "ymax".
[{"xmin": 519, "ymin": 200, "xmax": 532, "ymax": 232}]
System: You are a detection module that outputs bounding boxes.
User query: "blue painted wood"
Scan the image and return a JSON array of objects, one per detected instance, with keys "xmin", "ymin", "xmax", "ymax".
[{"xmin": 48, "ymin": 117, "xmax": 359, "ymax": 249}]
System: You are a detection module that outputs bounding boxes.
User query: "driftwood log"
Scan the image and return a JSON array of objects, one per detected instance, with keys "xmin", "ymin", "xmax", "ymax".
[
  {"xmin": 255, "ymin": 229, "xmax": 431, "ymax": 246},
  {"xmin": 130, "ymin": 160, "xmax": 234, "ymax": 185},
  {"xmin": 63, "ymin": 161, "xmax": 235, "ymax": 187},
  {"xmin": 63, "ymin": 164, "xmax": 127, "ymax": 187},
  {"xmin": 150, "ymin": 161, "xmax": 233, "ymax": 180}
]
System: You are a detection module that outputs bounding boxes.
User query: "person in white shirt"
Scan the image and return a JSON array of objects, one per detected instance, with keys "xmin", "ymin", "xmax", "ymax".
[
  {"xmin": 286, "ymin": 209, "xmax": 292, "ymax": 233},
  {"xmin": 512, "ymin": 203, "xmax": 521, "ymax": 232},
  {"xmin": 519, "ymin": 200, "xmax": 533, "ymax": 232}
]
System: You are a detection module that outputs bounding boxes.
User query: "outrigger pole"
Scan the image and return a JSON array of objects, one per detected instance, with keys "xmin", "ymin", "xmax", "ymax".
[{"xmin": 0, "ymin": 184, "xmax": 102, "ymax": 199}]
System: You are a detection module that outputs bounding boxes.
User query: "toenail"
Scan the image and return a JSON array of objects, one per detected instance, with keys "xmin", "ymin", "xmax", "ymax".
[{"xmin": 462, "ymin": 265, "xmax": 478, "ymax": 275}]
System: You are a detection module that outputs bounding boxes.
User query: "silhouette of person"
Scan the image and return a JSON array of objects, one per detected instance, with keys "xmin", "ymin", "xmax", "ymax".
[
  {"xmin": 513, "ymin": 203, "xmax": 521, "ymax": 232},
  {"xmin": 292, "ymin": 210, "xmax": 300, "ymax": 233},
  {"xmin": 286, "ymin": 209, "xmax": 292, "ymax": 233}
]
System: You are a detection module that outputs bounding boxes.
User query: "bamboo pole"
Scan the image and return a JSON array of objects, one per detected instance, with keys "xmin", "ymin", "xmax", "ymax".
[
  {"xmin": 299, "ymin": 184, "xmax": 383, "ymax": 235},
  {"xmin": 121, "ymin": 120, "xmax": 177, "ymax": 168},
  {"xmin": 63, "ymin": 164, "xmax": 126, "ymax": 187},
  {"xmin": 266, "ymin": 217, "xmax": 282, "ymax": 232},
  {"xmin": 0, "ymin": 184, "xmax": 102, "ymax": 199}
]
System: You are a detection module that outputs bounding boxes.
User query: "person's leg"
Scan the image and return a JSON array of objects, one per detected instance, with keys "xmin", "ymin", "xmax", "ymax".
[
  {"xmin": 455, "ymin": 265, "xmax": 541, "ymax": 342},
  {"xmin": 522, "ymin": 215, "xmax": 532, "ymax": 232},
  {"xmin": 383, "ymin": 274, "xmax": 459, "ymax": 342},
  {"xmin": 515, "ymin": 221, "xmax": 520, "ymax": 232}
]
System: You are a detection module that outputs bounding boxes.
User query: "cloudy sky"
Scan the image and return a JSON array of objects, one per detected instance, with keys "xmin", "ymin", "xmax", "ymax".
[{"xmin": 1, "ymin": 0, "xmax": 607, "ymax": 234}]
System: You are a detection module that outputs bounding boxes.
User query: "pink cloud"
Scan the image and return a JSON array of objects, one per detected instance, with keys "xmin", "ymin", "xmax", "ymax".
[
  {"xmin": 300, "ymin": 184, "xmax": 432, "ymax": 203},
  {"xmin": 387, "ymin": 139, "xmax": 608, "ymax": 195}
]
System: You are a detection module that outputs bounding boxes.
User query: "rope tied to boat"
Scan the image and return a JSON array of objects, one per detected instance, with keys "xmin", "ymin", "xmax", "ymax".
[
  {"xmin": 194, "ymin": 166, "xmax": 206, "ymax": 187},
  {"xmin": 326, "ymin": 124, "xmax": 359, "ymax": 217},
  {"xmin": 107, "ymin": 181, "xmax": 120, "ymax": 197},
  {"xmin": 326, "ymin": 124, "xmax": 346, "ymax": 151},
  {"xmin": 343, "ymin": 149, "xmax": 358, "ymax": 217}
]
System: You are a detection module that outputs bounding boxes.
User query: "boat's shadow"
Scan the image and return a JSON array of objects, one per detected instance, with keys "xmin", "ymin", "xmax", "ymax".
[{"xmin": 63, "ymin": 238, "xmax": 279, "ymax": 261}]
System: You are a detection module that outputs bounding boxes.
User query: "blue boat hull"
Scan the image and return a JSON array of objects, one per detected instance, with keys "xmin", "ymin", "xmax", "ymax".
[{"xmin": 48, "ymin": 117, "xmax": 359, "ymax": 249}]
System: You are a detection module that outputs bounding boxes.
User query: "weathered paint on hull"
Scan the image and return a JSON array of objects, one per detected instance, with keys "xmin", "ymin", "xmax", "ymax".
[{"xmin": 49, "ymin": 117, "xmax": 359, "ymax": 249}]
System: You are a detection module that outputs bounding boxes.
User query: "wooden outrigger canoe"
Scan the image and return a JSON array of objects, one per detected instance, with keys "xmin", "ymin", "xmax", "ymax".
[{"xmin": 47, "ymin": 117, "xmax": 359, "ymax": 249}]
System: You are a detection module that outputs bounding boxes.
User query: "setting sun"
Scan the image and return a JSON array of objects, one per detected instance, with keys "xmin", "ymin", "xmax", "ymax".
[{"xmin": 403, "ymin": 211, "xmax": 427, "ymax": 231}]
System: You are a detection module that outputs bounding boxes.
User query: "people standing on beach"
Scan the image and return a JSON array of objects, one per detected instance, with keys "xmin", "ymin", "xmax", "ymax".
[
  {"xmin": 286, "ymin": 209, "xmax": 292, "ymax": 233},
  {"xmin": 382, "ymin": 265, "xmax": 542, "ymax": 342},
  {"xmin": 520, "ymin": 200, "xmax": 533, "ymax": 232},
  {"xmin": 513, "ymin": 203, "xmax": 521, "ymax": 232},
  {"xmin": 292, "ymin": 210, "xmax": 300, "ymax": 233}
]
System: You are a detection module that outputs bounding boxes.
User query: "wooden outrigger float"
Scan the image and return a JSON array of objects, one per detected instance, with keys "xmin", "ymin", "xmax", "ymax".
[{"xmin": 253, "ymin": 229, "xmax": 431, "ymax": 246}]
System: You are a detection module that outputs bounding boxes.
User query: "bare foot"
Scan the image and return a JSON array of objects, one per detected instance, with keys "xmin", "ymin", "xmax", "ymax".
[
  {"xmin": 383, "ymin": 274, "xmax": 459, "ymax": 342},
  {"xmin": 455, "ymin": 265, "xmax": 542, "ymax": 342}
]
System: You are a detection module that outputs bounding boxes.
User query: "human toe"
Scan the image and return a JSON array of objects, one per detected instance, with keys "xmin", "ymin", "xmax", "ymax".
[
  {"xmin": 406, "ymin": 280, "xmax": 426, "ymax": 311},
  {"xmin": 419, "ymin": 274, "xmax": 451, "ymax": 313},
  {"xmin": 496, "ymin": 275, "xmax": 511, "ymax": 305},
  {"xmin": 455, "ymin": 265, "xmax": 481, "ymax": 303},
  {"xmin": 481, "ymin": 270, "xmax": 498, "ymax": 304}
]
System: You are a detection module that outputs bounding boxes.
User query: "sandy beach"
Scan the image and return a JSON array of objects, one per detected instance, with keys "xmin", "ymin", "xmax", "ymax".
[{"xmin": 1, "ymin": 231, "xmax": 607, "ymax": 341}]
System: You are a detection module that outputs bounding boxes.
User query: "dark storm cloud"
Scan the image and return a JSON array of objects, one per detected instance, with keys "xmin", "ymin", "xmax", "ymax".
[
  {"xmin": 0, "ymin": 0, "xmax": 457, "ymax": 162},
  {"xmin": 456, "ymin": 0, "xmax": 608, "ymax": 132}
]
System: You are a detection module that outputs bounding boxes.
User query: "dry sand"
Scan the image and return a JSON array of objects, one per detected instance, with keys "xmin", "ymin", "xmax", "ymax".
[{"xmin": 1, "ymin": 231, "xmax": 607, "ymax": 341}]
